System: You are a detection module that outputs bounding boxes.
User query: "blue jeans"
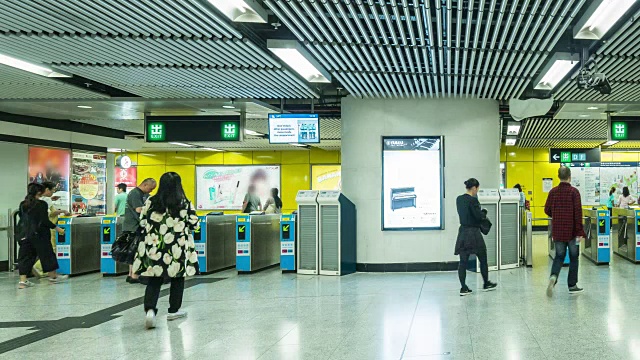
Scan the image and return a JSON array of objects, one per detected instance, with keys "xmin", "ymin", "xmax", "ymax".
[{"xmin": 550, "ymin": 239, "xmax": 579, "ymax": 288}]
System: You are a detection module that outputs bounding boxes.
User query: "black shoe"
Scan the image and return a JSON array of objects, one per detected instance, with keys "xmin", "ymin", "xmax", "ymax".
[
  {"xmin": 126, "ymin": 276, "xmax": 140, "ymax": 284},
  {"xmin": 483, "ymin": 281, "xmax": 497, "ymax": 291},
  {"xmin": 569, "ymin": 286, "xmax": 584, "ymax": 295},
  {"xmin": 460, "ymin": 287, "xmax": 473, "ymax": 296}
]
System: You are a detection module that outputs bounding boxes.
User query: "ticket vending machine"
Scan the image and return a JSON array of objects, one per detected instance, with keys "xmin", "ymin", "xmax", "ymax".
[
  {"xmin": 100, "ymin": 216, "xmax": 127, "ymax": 276},
  {"xmin": 316, "ymin": 191, "xmax": 356, "ymax": 276},
  {"xmin": 469, "ymin": 189, "xmax": 500, "ymax": 272},
  {"xmin": 498, "ymin": 189, "xmax": 520, "ymax": 269},
  {"xmin": 296, "ymin": 191, "xmax": 319, "ymax": 275},
  {"xmin": 235, "ymin": 214, "xmax": 251, "ymax": 272},
  {"xmin": 280, "ymin": 214, "xmax": 296, "ymax": 272}
]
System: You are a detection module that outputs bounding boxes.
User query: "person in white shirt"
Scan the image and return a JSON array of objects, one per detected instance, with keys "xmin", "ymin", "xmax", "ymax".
[{"xmin": 618, "ymin": 186, "xmax": 635, "ymax": 209}]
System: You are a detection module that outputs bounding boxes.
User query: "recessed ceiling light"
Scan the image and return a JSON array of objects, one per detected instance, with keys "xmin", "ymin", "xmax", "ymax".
[
  {"xmin": 222, "ymin": 105, "xmax": 236, "ymax": 109},
  {"xmin": 505, "ymin": 137, "xmax": 517, "ymax": 146},
  {"xmin": 289, "ymin": 143, "xmax": 309, "ymax": 148},
  {"xmin": 77, "ymin": 105, "xmax": 92, "ymax": 109},
  {"xmin": 0, "ymin": 53, "xmax": 71, "ymax": 78},
  {"xmin": 603, "ymin": 141, "xmax": 619, "ymax": 146},
  {"xmin": 587, "ymin": 106, "xmax": 599, "ymax": 110},
  {"xmin": 268, "ymin": 39, "xmax": 332, "ymax": 83},
  {"xmin": 202, "ymin": 148, "xmax": 224, "ymax": 152},
  {"xmin": 534, "ymin": 53, "xmax": 579, "ymax": 90},
  {"xmin": 169, "ymin": 142, "xmax": 195, "ymax": 147},
  {"xmin": 579, "ymin": 114, "xmax": 589, "ymax": 117},
  {"xmin": 245, "ymin": 129, "xmax": 264, "ymax": 136},
  {"xmin": 207, "ymin": 0, "xmax": 268, "ymax": 23},
  {"xmin": 574, "ymin": 0, "xmax": 637, "ymax": 40}
]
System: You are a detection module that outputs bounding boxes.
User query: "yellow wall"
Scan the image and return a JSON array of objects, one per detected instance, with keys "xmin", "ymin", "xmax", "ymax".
[
  {"xmin": 130, "ymin": 148, "xmax": 340, "ymax": 214},
  {"xmin": 503, "ymin": 147, "xmax": 640, "ymax": 225}
]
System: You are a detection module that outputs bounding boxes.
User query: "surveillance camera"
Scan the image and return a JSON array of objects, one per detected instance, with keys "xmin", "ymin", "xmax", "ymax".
[{"xmin": 595, "ymin": 77, "xmax": 611, "ymax": 95}]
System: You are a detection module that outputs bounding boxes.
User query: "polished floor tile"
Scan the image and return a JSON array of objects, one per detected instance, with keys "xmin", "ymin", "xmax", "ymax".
[{"xmin": 1, "ymin": 234, "xmax": 638, "ymax": 359}]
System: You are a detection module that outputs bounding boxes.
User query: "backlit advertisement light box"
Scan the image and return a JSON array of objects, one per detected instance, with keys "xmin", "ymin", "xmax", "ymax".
[
  {"xmin": 382, "ymin": 137, "xmax": 444, "ymax": 231},
  {"xmin": 268, "ymin": 114, "xmax": 320, "ymax": 144}
]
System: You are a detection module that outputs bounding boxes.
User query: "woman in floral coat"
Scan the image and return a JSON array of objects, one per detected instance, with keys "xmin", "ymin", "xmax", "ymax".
[{"xmin": 132, "ymin": 172, "xmax": 199, "ymax": 329}]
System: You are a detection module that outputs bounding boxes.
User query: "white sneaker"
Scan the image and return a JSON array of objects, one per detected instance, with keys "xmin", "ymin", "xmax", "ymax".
[
  {"xmin": 48, "ymin": 275, "xmax": 69, "ymax": 284},
  {"xmin": 167, "ymin": 310, "xmax": 187, "ymax": 321},
  {"xmin": 547, "ymin": 275, "xmax": 557, "ymax": 297},
  {"xmin": 145, "ymin": 310, "xmax": 157, "ymax": 329},
  {"xmin": 18, "ymin": 280, "xmax": 35, "ymax": 289}
]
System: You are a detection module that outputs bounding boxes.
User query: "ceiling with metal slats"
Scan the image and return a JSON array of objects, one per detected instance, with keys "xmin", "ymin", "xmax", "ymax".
[
  {"xmin": 264, "ymin": 0, "xmax": 586, "ymax": 99},
  {"xmin": 517, "ymin": 117, "xmax": 607, "ymax": 148},
  {"xmin": 554, "ymin": 6, "xmax": 640, "ymax": 102},
  {"xmin": 0, "ymin": 0, "xmax": 316, "ymax": 99}
]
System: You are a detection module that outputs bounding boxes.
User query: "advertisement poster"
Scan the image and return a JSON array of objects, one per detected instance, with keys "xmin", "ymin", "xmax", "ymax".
[
  {"xmin": 268, "ymin": 114, "xmax": 320, "ymax": 144},
  {"xmin": 115, "ymin": 166, "xmax": 137, "ymax": 190},
  {"xmin": 599, "ymin": 163, "xmax": 638, "ymax": 205},
  {"xmin": 382, "ymin": 137, "xmax": 443, "ymax": 230},
  {"xmin": 196, "ymin": 166, "xmax": 281, "ymax": 210},
  {"xmin": 568, "ymin": 164, "xmax": 600, "ymax": 205},
  {"xmin": 71, "ymin": 152, "xmax": 107, "ymax": 215},
  {"xmin": 28, "ymin": 146, "xmax": 70, "ymax": 210},
  {"xmin": 312, "ymin": 165, "xmax": 341, "ymax": 191}
]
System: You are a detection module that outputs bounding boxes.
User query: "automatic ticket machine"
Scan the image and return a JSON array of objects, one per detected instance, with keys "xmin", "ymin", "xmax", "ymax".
[
  {"xmin": 581, "ymin": 209, "xmax": 610, "ymax": 265},
  {"xmin": 235, "ymin": 214, "xmax": 281, "ymax": 273},
  {"xmin": 56, "ymin": 216, "xmax": 101, "ymax": 275},
  {"xmin": 470, "ymin": 189, "xmax": 500, "ymax": 272},
  {"xmin": 100, "ymin": 216, "xmax": 128, "ymax": 276},
  {"xmin": 296, "ymin": 190, "xmax": 320, "ymax": 275},
  {"xmin": 612, "ymin": 208, "xmax": 640, "ymax": 263}
]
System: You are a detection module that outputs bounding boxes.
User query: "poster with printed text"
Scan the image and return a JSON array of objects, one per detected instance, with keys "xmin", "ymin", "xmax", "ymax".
[
  {"xmin": 599, "ymin": 163, "xmax": 639, "ymax": 205},
  {"xmin": 312, "ymin": 165, "xmax": 341, "ymax": 191},
  {"xmin": 71, "ymin": 152, "xmax": 107, "ymax": 215},
  {"xmin": 568, "ymin": 164, "xmax": 600, "ymax": 205},
  {"xmin": 28, "ymin": 146, "xmax": 71, "ymax": 211},
  {"xmin": 196, "ymin": 166, "xmax": 281, "ymax": 210}
]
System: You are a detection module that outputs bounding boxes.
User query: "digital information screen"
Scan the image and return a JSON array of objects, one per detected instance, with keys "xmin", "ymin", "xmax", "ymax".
[
  {"xmin": 382, "ymin": 137, "xmax": 444, "ymax": 230},
  {"xmin": 268, "ymin": 114, "xmax": 320, "ymax": 144}
]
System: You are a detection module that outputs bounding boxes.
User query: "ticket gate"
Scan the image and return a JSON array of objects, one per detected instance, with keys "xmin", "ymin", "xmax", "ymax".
[
  {"xmin": 235, "ymin": 214, "xmax": 281, "ymax": 273},
  {"xmin": 280, "ymin": 214, "xmax": 296, "ymax": 272},
  {"xmin": 581, "ymin": 209, "xmax": 610, "ymax": 265},
  {"xmin": 56, "ymin": 216, "xmax": 101, "ymax": 275},
  {"xmin": 100, "ymin": 216, "xmax": 128, "ymax": 276},
  {"xmin": 194, "ymin": 214, "xmax": 237, "ymax": 274},
  {"xmin": 469, "ymin": 189, "xmax": 500, "ymax": 272},
  {"xmin": 612, "ymin": 208, "xmax": 640, "ymax": 263}
]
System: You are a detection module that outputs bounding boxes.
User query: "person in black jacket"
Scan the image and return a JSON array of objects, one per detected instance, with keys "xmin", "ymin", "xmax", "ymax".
[
  {"xmin": 17, "ymin": 183, "xmax": 68, "ymax": 289},
  {"xmin": 454, "ymin": 178, "xmax": 497, "ymax": 296}
]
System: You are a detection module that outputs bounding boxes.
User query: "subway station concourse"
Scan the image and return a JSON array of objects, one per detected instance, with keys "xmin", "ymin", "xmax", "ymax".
[{"xmin": 2, "ymin": 1, "xmax": 640, "ymax": 359}]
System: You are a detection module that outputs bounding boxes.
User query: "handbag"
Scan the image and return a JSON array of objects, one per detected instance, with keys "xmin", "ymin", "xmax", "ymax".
[
  {"xmin": 480, "ymin": 217, "xmax": 492, "ymax": 235},
  {"xmin": 111, "ymin": 229, "xmax": 142, "ymax": 265}
]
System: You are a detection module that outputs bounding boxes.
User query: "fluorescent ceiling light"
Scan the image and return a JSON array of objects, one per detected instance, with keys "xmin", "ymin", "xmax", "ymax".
[
  {"xmin": 0, "ymin": 54, "xmax": 71, "ymax": 78},
  {"xmin": 107, "ymin": 148, "xmax": 125, "ymax": 153},
  {"xmin": 289, "ymin": 143, "xmax": 309, "ymax": 148},
  {"xmin": 603, "ymin": 140, "xmax": 619, "ymax": 146},
  {"xmin": 574, "ymin": 0, "xmax": 637, "ymax": 40},
  {"xmin": 588, "ymin": 106, "xmax": 599, "ymax": 110},
  {"xmin": 208, "ymin": 0, "xmax": 267, "ymax": 23},
  {"xmin": 507, "ymin": 121, "xmax": 521, "ymax": 136},
  {"xmin": 222, "ymin": 105, "xmax": 235, "ymax": 109},
  {"xmin": 202, "ymin": 148, "xmax": 224, "ymax": 152},
  {"xmin": 77, "ymin": 105, "xmax": 92, "ymax": 109},
  {"xmin": 505, "ymin": 137, "xmax": 517, "ymax": 146},
  {"xmin": 534, "ymin": 53, "xmax": 579, "ymax": 91},
  {"xmin": 579, "ymin": 114, "xmax": 590, "ymax": 117},
  {"xmin": 267, "ymin": 40, "xmax": 331, "ymax": 83},
  {"xmin": 245, "ymin": 129, "xmax": 264, "ymax": 136},
  {"xmin": 169, "ymin": 142, "xmax": 194, "ymax": 147}
]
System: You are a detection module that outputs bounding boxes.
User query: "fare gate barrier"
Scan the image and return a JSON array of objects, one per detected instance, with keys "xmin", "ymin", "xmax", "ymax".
[
  {"xmin": 100, "ymin": 216, "xmax": 128, "ymax": 276},
  {"xmin": 194, "ymin": 214, "xmax": 237, "ymax": 274},
  {"xmin": 235, "ymin": 214, "xmax": 280, "ymax": 273},
  {"xmin": 612, "ymin": 209, "xmax": 640, "ymax": 263},
  {"xmin": 56, "ymin": 216, "xmax": 101, "ymax": 276},
  {"xmin": 581, "ymin": 210, "xmax": 610, "ymax": 265},
  {"xmin": 280, "ymin": 214, "xmax": 296, "ymax": 272}
]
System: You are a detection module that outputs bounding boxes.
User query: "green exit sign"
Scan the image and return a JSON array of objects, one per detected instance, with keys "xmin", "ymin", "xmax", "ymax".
[
  {"xmin": 612, "ymin": 122, "xmax": 628, "ymax": 140},
  {"xmin": 560, "ymin": 152, "xmax": 571, "ymax": 163},
  {"xmin": 147, "ymin": 122, "xmax": 165, "ymax": 142},
  {"xmin": 221, "ymin": 121, "xmax": 239, "ymax": 140}
]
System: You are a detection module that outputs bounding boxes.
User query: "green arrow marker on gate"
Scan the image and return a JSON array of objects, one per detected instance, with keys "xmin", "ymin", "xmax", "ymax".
[
  {"xmin": 283, "ymin": 225, "xmax": 289, "ymax": 232},
  {"xmin": 103, "ymin": 228, "xmax": 110, "ymax": 235},
  {"xmin": 239, "ymin": 225, "xmax": 245, "ymax": 233},
  {"xmin": 599, "ymin": 220, "xmax": 605, "ymax": 227}
]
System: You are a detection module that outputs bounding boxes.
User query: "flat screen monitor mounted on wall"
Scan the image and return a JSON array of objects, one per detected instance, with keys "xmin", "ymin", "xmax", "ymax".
[
  {"xmin": 382, "ymin": 136, "xmax": 444, "ymax": 231},
  {"xmin": 268, "ymin": 114, "xmax": 320, "ymax": 144}
]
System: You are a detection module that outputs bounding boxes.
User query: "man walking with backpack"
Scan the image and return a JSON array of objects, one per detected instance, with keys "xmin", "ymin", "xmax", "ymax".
[{"xmin": 545, "ymin": 166, "xmax": 585, "ymax": 296}]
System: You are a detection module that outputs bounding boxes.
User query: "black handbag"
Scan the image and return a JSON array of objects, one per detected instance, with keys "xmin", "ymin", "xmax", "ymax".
[
  {"xmin": 480, "ymin": 218, "xmax": 492, "ymax": 235},
  {"xmin": 111, "ymin": 229, "xmax": 142, "ymax": 265}
]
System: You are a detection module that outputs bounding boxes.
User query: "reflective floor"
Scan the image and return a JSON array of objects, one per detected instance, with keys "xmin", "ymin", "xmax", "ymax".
[{"xmin": 3, "ymin": 234, "xmax": 640, "ymax": 360}]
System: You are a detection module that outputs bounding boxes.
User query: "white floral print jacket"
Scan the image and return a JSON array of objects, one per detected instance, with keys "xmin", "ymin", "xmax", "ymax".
[{"xmin": 132, "ymin": 198, "xmax": 200, "ymax": 278}]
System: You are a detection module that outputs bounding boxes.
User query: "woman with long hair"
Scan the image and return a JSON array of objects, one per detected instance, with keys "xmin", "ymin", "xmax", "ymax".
[
  {"xmin": 17, "ymin": 183, "xmax": 67, "ymax": 288},
  {"xmin": 618, "ymin": 186, "xmax": 635, "ymax": 209},
  {"xmin": 263, "ymin": 188, "xmax": 283, "ymax": 214},
  {"xmin": 607, "ymin": 186, "xmax": 616, "ymax": 216},
  {"xmin": 132, "ymin": 172, "xmax": 199, "ymax": 329},
  {"xmin": 454, "ymin": 178, "xmax": 497, "ymax": 296}
]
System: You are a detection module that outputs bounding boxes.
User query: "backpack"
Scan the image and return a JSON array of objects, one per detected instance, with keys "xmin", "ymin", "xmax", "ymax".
[{"xmin": 14, "ymin": 212, "xmax": 30, "ymax": 241}]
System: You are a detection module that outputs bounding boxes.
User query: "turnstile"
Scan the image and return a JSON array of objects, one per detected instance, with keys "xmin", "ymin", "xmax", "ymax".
[
  {"xmin": 100, "ymin": 216, "xmax": 128, "ymax": 276},
  {"xmin": 316, "ymin": 191, "xmax": 356, "ymax": 276},
  {"xmin": 235, "ymin": 214, "xmax": 280, "ymax": 273},
  {"xmin": 195, "ymin": 214, "xmax": 237, "ymax": 274},
  {"xmin": 470, "ymin": 189, "xmax": 499, "ymax": 272},
  {"xmin": 56, "ymin": 216, "xmax": 101, "ymax": 275},
  {"xmin": 581, "ymin": 209, "xmax": 610, "ymax": 265},
  {"xmin": 612, "ymin": 208, "xmax": 640, "ymax": 263},
  {"xmin": 296, "ymin": 190, "xmax": 320, "ymax": 275},
  {"xmin": 499, "ymin": 189, "xmax": 520, "ymax": 269},
  {"xmin": 280, "ymin": 214, "xmax": 296, "ymax": 272}
]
